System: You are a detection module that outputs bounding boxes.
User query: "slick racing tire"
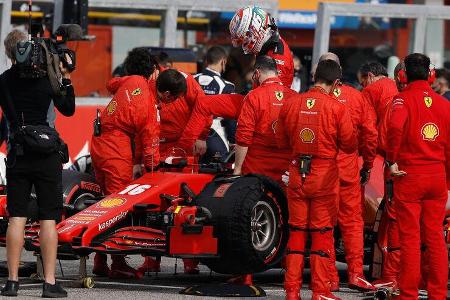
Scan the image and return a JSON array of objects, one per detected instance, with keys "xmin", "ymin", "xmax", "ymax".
[{"xmin": 196, "ymin": 174, "xmax": 288, "ymax": 275}]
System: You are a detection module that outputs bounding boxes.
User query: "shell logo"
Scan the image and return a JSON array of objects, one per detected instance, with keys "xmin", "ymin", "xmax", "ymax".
[
  {"xmin": 97, "ymin": 197, "xmax": 126, "ymax": 209},
  {"xmin": 421, "ymin": 123, "xmax": 439, "ymax": 141},
  {"xmin": 73, "ymin": 216, "xmax": 96, "ymax": 221},
  {"xmin": 300, "ymin": 128, "xmax": 315, "ymax": 143}
]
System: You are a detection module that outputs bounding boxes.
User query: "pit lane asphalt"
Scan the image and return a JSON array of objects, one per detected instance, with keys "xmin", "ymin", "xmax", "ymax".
[{"xmin": 1, "ymin": 249, "xmax": 449, "ymax": 299}]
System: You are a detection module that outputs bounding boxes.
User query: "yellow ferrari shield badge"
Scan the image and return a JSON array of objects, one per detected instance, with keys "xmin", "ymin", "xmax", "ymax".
[
  {"xmin": 106, "ymin": 100, "xmax": 117, "ymax": 115},
  {"xmin": 131, "ymin": 88, "xmax": 141, "ymax": 96},
  {"xmin": 333, "ymin": 88, "xmax": 341, "ymax": 98},
  {"xmin": 424, "ymin": 96, "xmax": 432, "ymax": 108},
  {"xmin": 306, "ymin": 98, "xmax": 315, "ymax": 109},
  {"xmin": 275, "ymin": 91, "xmax": 284, "ymax": 101}
]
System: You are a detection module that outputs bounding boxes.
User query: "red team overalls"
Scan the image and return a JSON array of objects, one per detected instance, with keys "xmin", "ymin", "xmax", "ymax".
[
  {"xmin": 328, "ymin": 85, "xmax": 378, "ymax": 290},
  {"xmin": 276, "ymin": 87, "xmax": 356, "ymax": 299},
  {"xmin": 157, "ymin": 71, "xmax": 210, "ymax": 157},
  {"xmin": 91, "ymin": 75, "xmax": 160, "ymax": 194},
  {"xmin": 362, "ymin": 77, "xmax": 400, "ymax": 287},
  {"xmin": 386, "ymin": 80, "xmax": 450, "ymax": 299}
]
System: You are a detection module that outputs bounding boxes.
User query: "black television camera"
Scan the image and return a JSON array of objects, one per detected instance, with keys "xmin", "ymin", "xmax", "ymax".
[{"xmin": 15, "ymin": 24, "xmax": 83, "ymax": 96}]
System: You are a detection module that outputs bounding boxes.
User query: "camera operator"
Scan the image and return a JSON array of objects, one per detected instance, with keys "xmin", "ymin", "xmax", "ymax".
[{"xmin": 0, "ymin": 29, "xmax": 75, "ymax": 298}]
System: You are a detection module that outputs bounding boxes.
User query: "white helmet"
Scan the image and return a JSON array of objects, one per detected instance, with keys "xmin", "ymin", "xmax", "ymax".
[{"xmin": 229, "ymin": 6, "xmax": 274, "ymax": 55}]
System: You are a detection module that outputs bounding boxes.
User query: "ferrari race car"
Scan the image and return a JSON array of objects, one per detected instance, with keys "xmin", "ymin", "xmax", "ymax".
[
  {"xmin": 0, "ymin": 155, "xmax": 448, "ymax": 288},
  {"xmin": 0, "ymin": 156, "xmax": 289, "ymax": 282}
]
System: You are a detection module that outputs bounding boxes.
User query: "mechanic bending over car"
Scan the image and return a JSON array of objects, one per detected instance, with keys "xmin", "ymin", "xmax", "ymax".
[
  {"xmin": 138, "ymin": 68, "xmax": 212, "ymax": 276},
  {"xmin": 385, "ymin": 53, "xmax": 450, "ymax": 300},
  {"xmin": 316, "ymin": 53, "xmax": 378, "ymax": 292},
  {"xmin": 276, "ymin": 59, "xmax": 357, "ymax": 300},
  {"xmin": 0, "ymin": 29, "xmax": 75, "ymax": 297},
  {"xmin": 155, "ymin": 65, "xmax": 211, "ymax": 159},
  {"xmin": 91, "ymin": 48, "xmax": 160, "ymax": 279}
]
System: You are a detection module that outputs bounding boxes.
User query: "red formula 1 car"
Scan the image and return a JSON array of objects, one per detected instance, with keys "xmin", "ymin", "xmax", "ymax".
[{"xmin": 18, "ymin": 157, "xmax": 288, "ymax": 285}]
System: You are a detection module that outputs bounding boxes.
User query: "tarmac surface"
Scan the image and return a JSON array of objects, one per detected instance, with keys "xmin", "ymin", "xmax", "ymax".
[{"xmin": 0, "ymin": 249, "xmax": 448, "ymax": 299}]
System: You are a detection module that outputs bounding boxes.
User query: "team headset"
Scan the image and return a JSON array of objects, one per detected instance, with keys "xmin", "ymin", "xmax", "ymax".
[{"xmin": 397, "ymin": 66, "xmax": 436, "ymax": 84}]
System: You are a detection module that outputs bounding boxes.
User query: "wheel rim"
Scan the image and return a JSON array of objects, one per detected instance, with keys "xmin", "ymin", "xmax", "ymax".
[{"xmin": 251, "ymin": 201, "xmax": 276, "ymax": 251}]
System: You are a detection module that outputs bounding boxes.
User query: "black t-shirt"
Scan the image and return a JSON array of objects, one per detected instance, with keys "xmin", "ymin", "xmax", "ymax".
[{"xmin": 0, "ymin": 65, "xmax": 75, "ymax": 129}]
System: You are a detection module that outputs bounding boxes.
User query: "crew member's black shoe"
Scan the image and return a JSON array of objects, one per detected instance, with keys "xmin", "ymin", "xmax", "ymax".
[
  {"xmin": 42, "ymin": 282, "xmax": 67, "ymax": 298},
  {"xmin": 1, "ymin": 280, "xmax": 19, "ymax": 296}
]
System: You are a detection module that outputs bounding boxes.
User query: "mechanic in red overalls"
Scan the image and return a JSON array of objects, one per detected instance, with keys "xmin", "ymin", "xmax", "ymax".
[
  {"xmin": 277, "ymin": 60, "xmax": 356, "ymax": 300},
  {"xmin": 359, "ymin": 62, "xmax": 399, "ymax": 150},
  {"xmin": 229, "ymin": 5, "xmax": 294, "ymax": 87},
  {"xmin": 220, "ymin": 56, "xmax": 296, "ymax": 286},
  {"xmin": 386, "ymin": 53, "xmax": 449, "ymax": 300},
  {"xmin": 317, "ymin": 53, "xmax": 378, "ymax": 292},
  {"xmin": 156, "ymin": 68, "xmax": 211, "ymax": 158},
  {"xmin": 138, "ymin": 68, "xmax": 211, "ymax": 275},
  {"xmin": 358, "ymin": 62, "xmax": 399, "ymax": 289},
  {"xmin": 233, "ymin": 55, "xmax": 296, "ymax": 184},
  {"xmin": 91, "ymin": 48, "xmax": 160, "ymax": 279}
]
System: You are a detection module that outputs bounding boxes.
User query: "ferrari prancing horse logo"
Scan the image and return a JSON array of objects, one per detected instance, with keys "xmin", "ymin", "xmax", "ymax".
[
  {"xmin": 333, "ymin": 88, "xmax": 341, "ymax": 98},
  {"xmin": 131, "ymin": 88, "xmax": 142, "ymax": 96},
  {"xmin": 424, "ymin": 96, "xmax": 432, "ymax": 108},
  {"xmin": 306, "ymin": 98, "xmax": 316, "ymax": 109},
  {"xmin": 275, "ymin": 91, "xmax": 284, "ymax": 101}
]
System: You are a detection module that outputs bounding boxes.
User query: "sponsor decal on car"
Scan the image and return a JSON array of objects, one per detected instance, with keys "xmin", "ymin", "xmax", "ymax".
[
  {"xmin": 81, "ymin": 210, "xmax": 107, "ymax": 216},
  {"xmin": 98, "ymin": 211, "xmax": 128, "ymax": 231},
  {"xmin": 58, "ymin": 224, "xmax": 75, "ymax": 234},
  {"xmin": 97, "ymin": 197, "xmax": 126, "ymax": 209},
  {"xmin": 213, "ymin": 183, "xmax": 233, "ymax": 198},
  {"xmin": 66, "ymin": 219, "xmax": 90, "ymax": 225},
  {"xmin": 72, "ymin": 216, "xmax": 96, "ymax": 222},
  {"xmin": 80, "ymin": 181, "xmax": 102, "ymax": 194}
]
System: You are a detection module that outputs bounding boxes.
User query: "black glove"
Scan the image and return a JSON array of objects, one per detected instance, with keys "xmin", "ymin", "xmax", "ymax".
[{"xmin": 360, "ymin": 167, "xmax": 371, "ymax": 185}]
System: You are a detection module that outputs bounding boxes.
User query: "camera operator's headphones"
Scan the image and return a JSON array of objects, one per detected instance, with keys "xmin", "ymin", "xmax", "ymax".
[{"xmin": 398, "ymin": 66, "xmax": 436, "ymax": 84}]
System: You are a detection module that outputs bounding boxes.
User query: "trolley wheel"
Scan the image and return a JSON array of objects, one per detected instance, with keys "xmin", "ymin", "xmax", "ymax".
[{"xmin": 82, "ymin": 277, "xmax": 94, "ymax": 289}]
